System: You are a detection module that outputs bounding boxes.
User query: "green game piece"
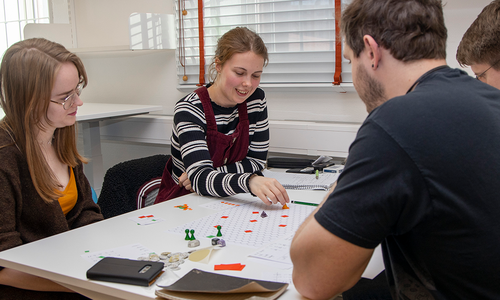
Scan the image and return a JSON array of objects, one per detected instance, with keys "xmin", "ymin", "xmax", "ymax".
[
  {"xmin": 216, "ymin": 225, "xmax": 222, "ymax": 237},
  {"xmin": 207, "ymin": 235, "xmax": 215, "ymax": 238},
  {"xmin": 190, "ymin": 229, "xmax": 195, "ymax": 240},
  {"xmin": 185, "ymin": 229, "xmax": 190, "ymax": 240}
]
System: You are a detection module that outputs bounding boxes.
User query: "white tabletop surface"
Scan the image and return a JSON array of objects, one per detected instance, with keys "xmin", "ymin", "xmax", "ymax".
[
  {"xmin": 76, "ymin": 103, "xmax": 162, "ymax": 121},
  {"xmin": 0, "ymin": 103, "xmax": 162, "ymax": 122},
  {"xmin": 0, "ymin": 191, "xmax": 383, "ymax": 300}
]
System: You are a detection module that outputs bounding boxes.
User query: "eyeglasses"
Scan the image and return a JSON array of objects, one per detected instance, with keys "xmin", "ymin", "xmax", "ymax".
[
  {"xmin": 50, "ymin": 77, "xmax": 84, "ymax": 110},
  {"xmin": 476, "ymin": 58, "xmax": 500, "ymax": 81}
]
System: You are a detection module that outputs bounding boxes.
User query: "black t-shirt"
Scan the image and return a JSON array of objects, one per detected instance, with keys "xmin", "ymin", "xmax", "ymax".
[{"xmin": 315, "ymin": 67, "xmax": 500, "ymax": 299}]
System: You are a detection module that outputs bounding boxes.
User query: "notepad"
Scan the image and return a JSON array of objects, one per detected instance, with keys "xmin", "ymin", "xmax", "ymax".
[
  {"xmin": 156, "ymin": 268, "xmax": 288, "ymax": 300},
  {"xmin": 262, "ymin": 169, "xmax": 339, "ymax": 191}
]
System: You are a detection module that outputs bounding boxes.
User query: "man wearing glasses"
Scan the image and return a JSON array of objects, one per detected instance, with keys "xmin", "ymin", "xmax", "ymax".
[{"xmin": 457, "ymin": 0, "xmax": 500, "ymax": 90}]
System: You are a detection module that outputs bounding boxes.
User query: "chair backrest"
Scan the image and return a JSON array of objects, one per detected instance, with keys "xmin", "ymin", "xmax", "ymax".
[
  {"xmin": 136, "ymin": 177, "xmax": 163, "ymax": 209},
  {"xmin": 97, "ymin": 154, "xmax": 170, "ymax": 219}
]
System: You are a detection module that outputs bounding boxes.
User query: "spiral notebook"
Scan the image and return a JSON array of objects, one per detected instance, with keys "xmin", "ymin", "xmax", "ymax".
[{"xmin": 262, "ymin": 169, "xmax": 340, "ymax": 191}]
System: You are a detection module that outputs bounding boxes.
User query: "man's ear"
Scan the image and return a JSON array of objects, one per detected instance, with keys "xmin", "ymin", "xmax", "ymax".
[{"xmin": 363, "ymin": 35, "xmax": 381, "ymax": 69}]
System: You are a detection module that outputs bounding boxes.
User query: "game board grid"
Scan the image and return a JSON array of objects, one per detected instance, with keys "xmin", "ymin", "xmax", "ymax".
[{"xmin": 167, "ymin": 201, "xmax": 315, "ymax": 248}]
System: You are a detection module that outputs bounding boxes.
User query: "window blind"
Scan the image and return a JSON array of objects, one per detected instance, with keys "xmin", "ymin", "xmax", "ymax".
[
  {"xmin": 176, "ymin": 0, "xmax": 352, "ymax": 87},
  {"xmin": 0, "ymin": 0, "xmax": 50, "ymax": 56}
]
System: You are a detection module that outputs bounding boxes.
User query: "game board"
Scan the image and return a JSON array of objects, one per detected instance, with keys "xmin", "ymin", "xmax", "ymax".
[{"xmin": 167, "ymin": 195, "xmax": 315, "ymax": 248}]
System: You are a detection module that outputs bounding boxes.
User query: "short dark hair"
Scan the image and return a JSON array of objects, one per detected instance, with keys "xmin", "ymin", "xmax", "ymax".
[
  {"xmin": 457, "ymin": 0, "xmax": 500, "ymax": 69},
  {"xmin": 341, "ymin": 0, "xmax": 447, "ymax": 62}
]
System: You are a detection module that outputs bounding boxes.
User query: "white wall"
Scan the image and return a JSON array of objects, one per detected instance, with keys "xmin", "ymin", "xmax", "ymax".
[
  {"xmin": 75, "ymin": 0, "xmax": 490, "ymax": 119},
  {"xmin": 69, "ymin": 0, "xmax": 491, "ymax": 175}
]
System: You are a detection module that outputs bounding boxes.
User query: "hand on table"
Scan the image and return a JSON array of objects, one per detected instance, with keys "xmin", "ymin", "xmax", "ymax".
[
  {"xmin": 249, "ymin": 175, "xmax": 290, "ymax": 206},
  {"xmin": 178, "ymin": 172, "xmax": 194, "ymax": 192}
]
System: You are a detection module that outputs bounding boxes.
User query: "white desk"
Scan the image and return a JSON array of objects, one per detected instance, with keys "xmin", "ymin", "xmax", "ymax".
[
  {"xmin": 76, "ymin": 103, "xmax": 162, "ymax": 193},
  {"xmin": 0, "ymin": 103, "xmax": 162, "ymax": 193},
  {"xmin": 0, "ymin": 191, "xmax": 384, "ymax": 300}
]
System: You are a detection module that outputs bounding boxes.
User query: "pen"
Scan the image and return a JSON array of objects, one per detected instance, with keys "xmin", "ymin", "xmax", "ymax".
[
  {"xmin": 315, "ymin": 169, "xmax": 319, "ymax": 179},
  {"xmin": 291, "ymin": 201, "xmax": 319, "ymax": 207}
]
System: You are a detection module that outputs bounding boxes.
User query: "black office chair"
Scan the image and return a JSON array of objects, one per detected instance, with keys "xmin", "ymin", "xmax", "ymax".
[{"xmin": 97, "ymin": 154, "xmax": 170, "ymax": 219}]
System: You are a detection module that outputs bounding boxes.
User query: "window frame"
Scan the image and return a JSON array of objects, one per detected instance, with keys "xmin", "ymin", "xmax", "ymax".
[
  {"xmin": 0, "ymin": 0, "xmax": 51, "ymax": 57},
  {"xmin": 175, "ymin": 0, "xmax": 354, "ymax": 93}
]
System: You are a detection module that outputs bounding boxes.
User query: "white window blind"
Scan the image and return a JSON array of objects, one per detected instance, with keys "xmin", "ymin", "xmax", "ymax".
[
  {"xmin": 176, "ymin": 0, "xmax": 352, "ymax": 87},
  {"xmin": 0, "ymin": 0, "xmax": 50, "ymax": 57}
]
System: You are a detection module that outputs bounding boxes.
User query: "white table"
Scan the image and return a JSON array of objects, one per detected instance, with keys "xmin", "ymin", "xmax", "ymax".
[
  {"xmin": 0, "ymin": 191, "xmax": 384, "ymax": 300},
  {"xmin": 76, "ymin": 103, "xmax": 162, "ymax": 193}
]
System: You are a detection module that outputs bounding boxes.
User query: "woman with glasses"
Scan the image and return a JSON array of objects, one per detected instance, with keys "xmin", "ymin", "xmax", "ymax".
[
  {"xmin": 155, "ymin": 27, "xmax": 289, "ymax": 206},
  {"xmin": 0, "ymin": 38, "xmax": 103, "ymax": 299}
]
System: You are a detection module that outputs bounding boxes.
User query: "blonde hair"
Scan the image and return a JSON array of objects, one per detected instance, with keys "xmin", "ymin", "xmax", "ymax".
[
  {"xmin": 0, "ymin": 38, "xmax": 88, "ymax": 203},
  {"xmin": 208, "ymin": 27, "xmax": 269, "ymax": 83}
]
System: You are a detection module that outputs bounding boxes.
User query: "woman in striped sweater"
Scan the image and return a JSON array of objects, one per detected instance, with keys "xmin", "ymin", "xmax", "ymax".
[{"xmin": 156, "ymin": 27, "xmax": 289, "ymax": 206}]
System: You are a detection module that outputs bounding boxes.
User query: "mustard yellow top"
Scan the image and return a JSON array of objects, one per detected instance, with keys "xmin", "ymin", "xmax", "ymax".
[{"xmin": 57, "ymin": 168, "xmax": 78, "ymax": 215}]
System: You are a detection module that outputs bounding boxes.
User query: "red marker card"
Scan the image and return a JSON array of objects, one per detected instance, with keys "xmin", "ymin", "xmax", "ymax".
[{"xmin": 214, "ymin": 263, "xmax": 246, "ymax": 271}]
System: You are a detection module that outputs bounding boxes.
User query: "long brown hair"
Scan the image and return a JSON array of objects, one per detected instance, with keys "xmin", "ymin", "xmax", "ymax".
[
  {"xmin": 0, "ymin": 38, "xmax": 88, "ymax": 203},
  {"xmin": 208, "ymin": 27, "xmax": 269, "ymax": 83}
]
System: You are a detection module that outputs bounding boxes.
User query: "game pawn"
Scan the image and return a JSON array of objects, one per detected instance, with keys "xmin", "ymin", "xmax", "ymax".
[
  {"xmin": 216, "ymin": 225, "xmax": 222, "ymax": 237},
  {"xmin": 260, "ymin": 211, "xmax": 268, "ymax": 218},
  {"xmin": 184, "ymin": 229, "xmax": 190, "ymax": 240}
]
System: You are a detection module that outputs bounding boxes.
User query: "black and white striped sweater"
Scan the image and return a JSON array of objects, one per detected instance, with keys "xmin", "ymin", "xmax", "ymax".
[{"xmin": 170, "ymin": 87, "xmax": 269, "ymax": 197}]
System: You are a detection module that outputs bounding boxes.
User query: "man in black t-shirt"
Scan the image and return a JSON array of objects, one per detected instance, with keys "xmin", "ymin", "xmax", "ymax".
[{"xmin": 290, "ymin": 1, "xmax": 500, "ymax": 299}]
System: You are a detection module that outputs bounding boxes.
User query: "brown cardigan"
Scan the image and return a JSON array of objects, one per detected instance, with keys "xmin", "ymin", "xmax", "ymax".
[{"xmin": 0, "ymin": 130, "xmax": 103, "ymax": 299}]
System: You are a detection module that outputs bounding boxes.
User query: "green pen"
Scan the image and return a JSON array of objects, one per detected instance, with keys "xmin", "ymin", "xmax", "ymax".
[{"xmin": 292, "ymin": 201, "xmax": 319, "ymax": 207}]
